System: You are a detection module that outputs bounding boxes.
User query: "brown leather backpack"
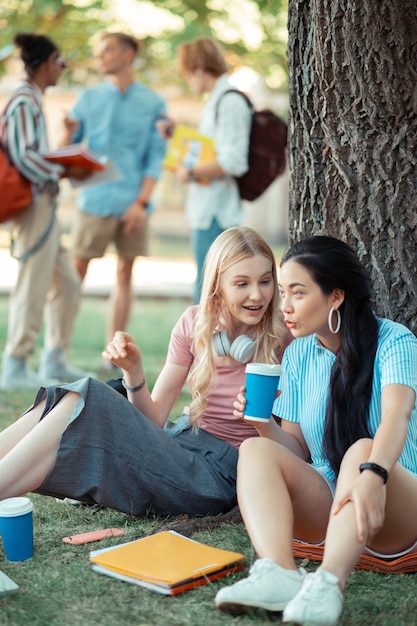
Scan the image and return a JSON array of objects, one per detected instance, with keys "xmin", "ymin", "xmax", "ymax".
[{"xmin": 217, "ymin": 89, "xmax": 288, "ymax": 201}]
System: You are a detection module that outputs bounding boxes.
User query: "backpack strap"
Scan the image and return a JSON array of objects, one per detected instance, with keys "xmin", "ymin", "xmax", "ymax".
[
  {"xmin": 215, "ymin": 89, "xmax": 254, "ymax": 121},
  {"xmin": 10, "ymin": 205, "xmax": 56, "ymax": 262}
]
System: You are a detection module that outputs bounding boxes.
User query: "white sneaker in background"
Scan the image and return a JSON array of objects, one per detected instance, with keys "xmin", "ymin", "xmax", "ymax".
[
  {"xmin": 283, "ymin": 569, "xmax": 343, "ymax": 626},
  {"xmin": 214, "ymin": 557, "xmax": 307, "ymax": 613}
]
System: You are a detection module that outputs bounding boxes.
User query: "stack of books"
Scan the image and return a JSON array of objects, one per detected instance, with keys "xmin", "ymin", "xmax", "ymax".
[{"xmin": 90, "ymin": 530, "xmax": 245, "ymax": 595}]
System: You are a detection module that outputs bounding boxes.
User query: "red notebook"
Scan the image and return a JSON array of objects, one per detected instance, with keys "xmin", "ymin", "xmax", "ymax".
[{"xmin": 41, "ymin": 144, "xmax": 108, "ymax": 171}]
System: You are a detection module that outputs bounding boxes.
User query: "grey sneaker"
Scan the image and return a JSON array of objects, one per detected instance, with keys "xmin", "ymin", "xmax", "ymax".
[
  {"xmin": 283, "ymin": 570, "xmax": 343, "ymax": 626},
  {"xmin": 1, "ymin": 355, "xmax": 59, "ymax": 389},
  {"xmin": 214, "ymin": 558, "xmax": 307, "ymax": 613},
  {"xmin": 39, "ymin": 349, "xmax": 95, "ymax": 382},
  {"xmin": 100, "ymin": 359, "xmax": 122, "ymax": 378}
]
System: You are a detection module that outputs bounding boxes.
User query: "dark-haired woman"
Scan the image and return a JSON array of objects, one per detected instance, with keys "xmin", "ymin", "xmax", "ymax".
[
  {"xmin": 215, "ymin": 235, "xmax": 417, "ymax": 626},
  {"xmin": 0, "ymin": 33, "xmax": 92, "ymax": 390}
]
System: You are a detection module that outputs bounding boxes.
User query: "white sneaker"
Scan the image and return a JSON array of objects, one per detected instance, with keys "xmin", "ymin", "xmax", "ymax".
[
  {"xmin": 214, "ymin": 558, "xmax": 307, "ymax": 613},
  {"xmin": 39, "ymin": 349, "xmax": 95, "ymax": 382},
  {"xmin": 55, "ymin": 497, "xmax": 83, "ymax": 506},
  {"xmin": 283, "ymin": 570, "xmax": 343, "ymax": 626},
  {"xmin": 1, "ymin": 356, "xmax": 59, "ymax": 389}
]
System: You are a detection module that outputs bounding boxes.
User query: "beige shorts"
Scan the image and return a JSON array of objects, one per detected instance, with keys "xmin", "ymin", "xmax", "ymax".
[{"xmin": 71, "ymin": 211, "xmax": 149, "ymax": 260}]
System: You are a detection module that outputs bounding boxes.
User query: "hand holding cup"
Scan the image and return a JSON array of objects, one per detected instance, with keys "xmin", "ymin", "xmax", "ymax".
[{"xmin": 243, "ymin": 363, "xmax": 282, "ymax": 422}]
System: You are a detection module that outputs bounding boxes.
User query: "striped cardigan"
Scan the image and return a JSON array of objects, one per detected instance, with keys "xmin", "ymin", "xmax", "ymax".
[{"xmin": 1, "ymin": 79, "xmax": 63, "ymax": 187}]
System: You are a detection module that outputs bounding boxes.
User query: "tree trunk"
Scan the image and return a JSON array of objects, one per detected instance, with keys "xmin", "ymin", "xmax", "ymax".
[{"xmin": 287, "ymin": 0, "xmax": 417, "ymax": 331}]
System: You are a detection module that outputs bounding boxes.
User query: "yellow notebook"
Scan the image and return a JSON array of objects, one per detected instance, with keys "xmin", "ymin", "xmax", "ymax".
[
  {"xmin": 163, "ymin": 125, "xmax": 215, "ymax": 174},
  {"xmin": 90, "ymin": 530, "xmax": 245, "ymax": 595}
]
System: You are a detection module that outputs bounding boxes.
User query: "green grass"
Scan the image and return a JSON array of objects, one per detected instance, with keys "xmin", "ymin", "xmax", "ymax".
[
  {"xmin": 149, "ymin": 234, "xmax": 193, "ymax": 260},
  {"xmin": 1, "ymin": 292, "xmax": 417, "ymax": 624}
]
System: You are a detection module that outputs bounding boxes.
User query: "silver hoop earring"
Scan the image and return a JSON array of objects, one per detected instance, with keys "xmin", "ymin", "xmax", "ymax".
[{"xmin": 328, "ymin": 307, "xmax": 341, "ymax": 334}]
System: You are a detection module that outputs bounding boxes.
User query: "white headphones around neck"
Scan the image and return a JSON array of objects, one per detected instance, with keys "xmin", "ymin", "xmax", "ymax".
[{"xmin": 213, "ymin": 330, "xmax": 256, "ymax": 364}]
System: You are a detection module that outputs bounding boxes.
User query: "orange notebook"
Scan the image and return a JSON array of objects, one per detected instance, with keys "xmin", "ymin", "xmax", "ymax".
[
  {"xmin": 90, "ymin": 530, "xmax": 245, "ymax": 595},
  {"xmin": 41, "ymin": 144, "xmax": 108, "ymax": 171}
]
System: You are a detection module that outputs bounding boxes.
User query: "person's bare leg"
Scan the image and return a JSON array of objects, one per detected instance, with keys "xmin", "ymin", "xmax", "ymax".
[
  {"xmin": 320, "ymin": 438, "xmax": 417, "ymax": 590},
  {"xmin": 0, "ymin": 401, "xmax": 47, "ymax": 460},
  {"xmin": 106, "ymin": 256, "xmax": 134, "ymax": 343},
  {"xmin": 72, "ymin": 256, "xmax": 90, "ymax": 281},
  {"xmin": 214, "ymin": 438, "xmax": 334, "ymax": 614},
  {"xmin": 0, "ymin": 392, "xmax": 80, "ymax": 499},
  {"xmin": 317, "ymin": 441, "xmax": 370, "ymax": 589},
  {"xmin": 237, "ymin": 437, "xmax": 333, "ymax": 570}
]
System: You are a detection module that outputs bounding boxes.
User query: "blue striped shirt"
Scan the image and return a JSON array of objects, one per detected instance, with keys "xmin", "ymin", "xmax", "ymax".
[{"xmin": 273, "ymin": 318, "xmax": 417, "ymax": 481}]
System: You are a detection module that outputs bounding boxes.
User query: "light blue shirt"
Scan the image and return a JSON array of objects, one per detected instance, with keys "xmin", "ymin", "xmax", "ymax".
[
  {"xmin": 71, "ymin": 81, "xmax": 167, "ymax": 217},
  {"xmin": 273, "ymin": 317, "xmax": 417, "ymax": 482},
  {"xmin": 185, "ymin": 74, "xmax": 252, "ymax": 230}
]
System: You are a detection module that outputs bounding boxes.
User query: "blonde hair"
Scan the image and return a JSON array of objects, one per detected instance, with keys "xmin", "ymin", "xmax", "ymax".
[
  {"xmin": 177, "ymin": 37, "xmax": 228, "ymax": 78},
  {"xmin": 188, "ymin": 227, "xmax": 287, "ymax": 426}
]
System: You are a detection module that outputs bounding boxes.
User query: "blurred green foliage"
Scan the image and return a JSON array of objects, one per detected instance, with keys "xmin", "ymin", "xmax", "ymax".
[{"xmin": 0, "ymin": 0, "xmax": 288, "ymax": 92}]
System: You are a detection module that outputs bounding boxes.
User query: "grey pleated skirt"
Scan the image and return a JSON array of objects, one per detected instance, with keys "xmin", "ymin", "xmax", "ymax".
[{"xmin": 30, "ymin": 377, "xmax": 238, "ymax": 517}]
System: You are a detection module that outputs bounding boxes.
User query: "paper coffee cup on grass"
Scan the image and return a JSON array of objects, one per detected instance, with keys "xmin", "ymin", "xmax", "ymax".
[
  {"xmin": 0, "ymin": 496, "xmax": 34, "ymax": 561},
  {"xmin": 244, "ymin": 363, "xmax": 282, "ymax": 422}
]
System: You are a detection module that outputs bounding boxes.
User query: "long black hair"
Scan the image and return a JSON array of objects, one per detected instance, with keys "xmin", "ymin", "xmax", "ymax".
[
  {"xmin": 14, "ymin": 33, "xmax": 58, "ymax": 72},
  {"xmin": 281, "ymin": 236, "xmax": 379, "ymax": 476}
]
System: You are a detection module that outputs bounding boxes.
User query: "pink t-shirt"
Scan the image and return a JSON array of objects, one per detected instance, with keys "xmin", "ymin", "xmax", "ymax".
[{"xmin": 166, "ymin": 306, "xmax": 262, "ymax": 448}]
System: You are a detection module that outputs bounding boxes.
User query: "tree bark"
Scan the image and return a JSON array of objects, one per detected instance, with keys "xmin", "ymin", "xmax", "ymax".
[{"xmin": 288, "ymin": 0, "xmax": 417, "ymax": 331}]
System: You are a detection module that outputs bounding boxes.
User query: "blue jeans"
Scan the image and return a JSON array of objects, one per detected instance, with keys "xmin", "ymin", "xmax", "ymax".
[{"xmin": 191, "ymin": 218, "xmax": 224, "ymax": 303}]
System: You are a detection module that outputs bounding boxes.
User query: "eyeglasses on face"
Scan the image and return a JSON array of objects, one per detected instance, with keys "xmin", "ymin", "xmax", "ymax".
[
  {"xmin": 51, "ymin": 55, "xmax": 68, "ymax": 69},
  {"xmin": 56, "ymin": 58, "xmax": 68, "ymax": 69}
]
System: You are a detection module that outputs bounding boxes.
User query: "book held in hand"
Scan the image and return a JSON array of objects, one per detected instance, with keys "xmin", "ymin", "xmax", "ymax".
[
  {"xmin": 163, "ymin": 125, "xmax": 216, "ymax": 179},
  {"xmin": 90, "ymin": 530, "xmax": 245, "ymax": 595},
  {"xmin": 41, "ymin": 144, "xmax": 108, "ymax": 171}
]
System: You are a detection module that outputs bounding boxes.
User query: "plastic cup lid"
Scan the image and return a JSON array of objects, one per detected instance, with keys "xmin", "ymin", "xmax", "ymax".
[
  {"xmin": 245, "ymin": 363, "xmax": 282, "ymax": 376},
  {"xmin": 0, "ymin": 497, "xmax": 33, "ymax": 516}
]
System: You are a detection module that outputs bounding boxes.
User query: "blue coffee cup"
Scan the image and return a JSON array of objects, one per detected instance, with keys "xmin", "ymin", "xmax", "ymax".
[
  {"xmin": 244, "ymin": 363, "xmax": 282, "ymax": 422},
  {"xmin": 0, "ymin": 497, "xmax": 34, "ymax": 561}
]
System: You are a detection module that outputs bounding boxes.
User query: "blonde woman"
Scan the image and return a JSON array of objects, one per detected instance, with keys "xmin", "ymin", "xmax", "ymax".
[{"xmin": 0, "ymin": 227, "xmax": 289, "ymax": 517}]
